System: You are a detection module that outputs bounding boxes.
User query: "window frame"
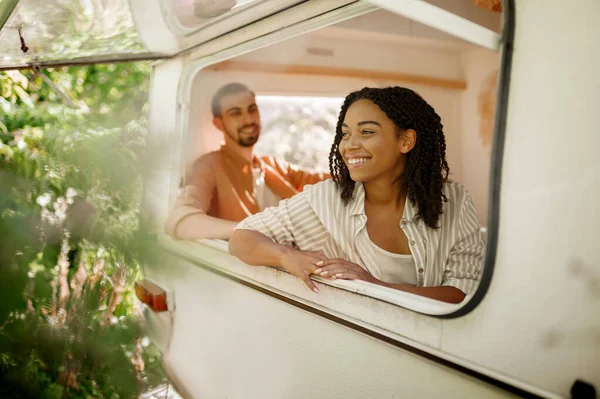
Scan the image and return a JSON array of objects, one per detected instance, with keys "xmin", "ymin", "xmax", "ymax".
[
  {"xmin": 159, "ymin": 0, "xmax": 307, "ymax": 37},
  {"xmin": 165, "ymin": 0, "xmax": 515, "ymax": 319}
]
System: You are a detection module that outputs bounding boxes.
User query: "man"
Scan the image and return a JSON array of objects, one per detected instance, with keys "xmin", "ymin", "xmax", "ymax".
[{"xmin": 165, "ymin": 83, "xmax": 329, "ymax": 240}]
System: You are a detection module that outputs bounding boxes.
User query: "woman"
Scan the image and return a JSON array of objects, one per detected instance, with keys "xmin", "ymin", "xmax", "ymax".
[{"xmin": 229, "ymin": 87, "xmax": 483, "ymax": 304}]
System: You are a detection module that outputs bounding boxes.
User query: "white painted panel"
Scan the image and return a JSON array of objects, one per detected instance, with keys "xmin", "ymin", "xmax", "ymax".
[
  {"xmin": 423, "ymin": 0, "xmax": 502, "ymax": 32},
  {"xmin": 366, "ymin": 0, "xmax": 500, "ymax": 51},
  {"xmin": 147, "ymin": 255, "xmax": 519, "ymax": 399},
  {"xmin": 143, "ymin": 57, "xmax": 185, "ymax": 225},
  {"xmin": 441, "ymin": 0, "xmax": 600, "ymax": 396},
  {"xmin": 339, "ymin": 1, "xmax": 501, "ymax": 47},
  {"xmin": 162, "ymin": 240, "xmax": 445, "ymax": 346},
  {"xmin": 235, "ymin": 29, "xmax": 465, "ymax": 80}
]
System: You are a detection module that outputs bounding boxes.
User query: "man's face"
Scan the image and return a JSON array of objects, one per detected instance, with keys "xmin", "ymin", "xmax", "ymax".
[{"xmin": 213, "ymin": 91, "xmax": 261, "ymax": 147}]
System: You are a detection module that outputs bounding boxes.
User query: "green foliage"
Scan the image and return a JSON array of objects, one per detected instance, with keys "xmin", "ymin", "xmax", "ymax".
[
  {"xmin": 254, "ymin": 96, "xmax": 341, "ymax": 171},
  {"xmin": 0, "ymin": 63, "xmax": 166, "ymax": 398}
]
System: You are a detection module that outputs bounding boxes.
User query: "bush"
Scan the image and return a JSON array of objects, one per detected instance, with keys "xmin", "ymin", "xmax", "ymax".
[{"xmin": 0, "ymin": 63, "xmax": 166, "ymax": 398}]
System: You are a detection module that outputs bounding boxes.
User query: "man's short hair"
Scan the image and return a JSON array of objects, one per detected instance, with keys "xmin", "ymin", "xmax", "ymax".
[{"xmin": 211, "ymin": 83, "xmax": 255, "ymax": 117}]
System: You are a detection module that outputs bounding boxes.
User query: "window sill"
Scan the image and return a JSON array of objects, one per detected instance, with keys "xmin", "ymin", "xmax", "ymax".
[
  {"xmin": 157, "ymin": 235, "xmax": 478, "ymax": 352},
  {"xmin": 191, "ymin": 238, "xmax": 466, "ymax": 316}
]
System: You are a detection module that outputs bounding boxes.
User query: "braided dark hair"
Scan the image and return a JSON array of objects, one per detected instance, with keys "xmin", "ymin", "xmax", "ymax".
[{"xmin": 328, "ymin": 87, "xmax": 450, "ymax": 229}]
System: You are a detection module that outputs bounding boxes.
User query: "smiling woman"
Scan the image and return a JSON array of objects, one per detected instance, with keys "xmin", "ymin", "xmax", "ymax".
[{"xmin": 229, "ymin": 87, "xmax": 483, "ymax": 304}]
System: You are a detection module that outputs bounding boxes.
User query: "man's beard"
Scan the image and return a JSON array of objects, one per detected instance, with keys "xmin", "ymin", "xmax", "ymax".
[{"xmin": 226, "ymin": 124, "xmax": 259, "ymax": 147}]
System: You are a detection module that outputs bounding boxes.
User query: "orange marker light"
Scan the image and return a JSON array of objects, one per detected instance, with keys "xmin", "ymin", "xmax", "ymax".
[{"xmin": 135, "ymin": 279, "xmax": 169, "ymax": 312}]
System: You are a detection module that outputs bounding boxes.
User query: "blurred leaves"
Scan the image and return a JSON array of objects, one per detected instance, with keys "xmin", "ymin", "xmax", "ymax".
[
  {"xmin": 254, "ymin": 96, "xmax": 341, "ymax": 172},
  {"xmin": 0, "ymin": 62, "xmax": 166, "ymax": 398}
]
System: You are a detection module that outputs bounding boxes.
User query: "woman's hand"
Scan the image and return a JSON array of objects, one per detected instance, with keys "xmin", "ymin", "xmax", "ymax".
[
  {"xmin": 280, "ymin": 249, "xmax": 328, "ymax": 293},
  {"xmin": 313, "ymin": 258, "xmax": 379, "ymax": 284}
]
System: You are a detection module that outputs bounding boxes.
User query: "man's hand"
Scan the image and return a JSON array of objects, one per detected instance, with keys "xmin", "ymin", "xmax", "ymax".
[
  {"xmin": 313, "ymin": 258, "xmax": 378, "ymax": 284},
  {"xmin": 280, "ymin": 250, "xmax": 328, "ymax": 293}
]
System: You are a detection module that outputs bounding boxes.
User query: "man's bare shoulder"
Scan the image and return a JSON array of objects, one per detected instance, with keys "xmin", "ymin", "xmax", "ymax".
[
  {"xmin": 192, "ymin": 149, "xmax": 222, "ymax": 167},
  {"xmin": 187, "ymin": 149, "xmax": 223, "ymax": 181}
]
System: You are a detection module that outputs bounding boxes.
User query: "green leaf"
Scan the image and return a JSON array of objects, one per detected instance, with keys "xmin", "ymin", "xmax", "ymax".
[
  {"xmin": 0, "ymin": 63, "xmax": 164, "ymax": 396},
  {"xmin": 13, "ymin": 86, "xmax": 35, "ymax": 109}
]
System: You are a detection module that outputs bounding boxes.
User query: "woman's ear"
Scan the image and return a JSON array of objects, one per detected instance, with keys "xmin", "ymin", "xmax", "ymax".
[{"xmin": 400, "ymin": 129, "xmax": 417, "ymax": 154}]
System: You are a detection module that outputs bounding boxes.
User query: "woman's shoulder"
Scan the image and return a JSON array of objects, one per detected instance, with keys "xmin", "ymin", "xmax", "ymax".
[
  {"xmin": 442, "ymin": 180, "xmax": 475, "ymax": 211},
  {"xmin": 302, "ymin": 179, "xmax": 351, "ymax": 216},
  {"xmin": 302, "ymin": 178, "xmax": 338, "ymax": 196},
  {"xmin": 443, "ymin": 179, "xmax": 469, "ymax": 194}
]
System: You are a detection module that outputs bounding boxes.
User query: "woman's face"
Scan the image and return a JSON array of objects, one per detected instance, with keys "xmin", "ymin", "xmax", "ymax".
[{"xmin": 338, "ymin": 99, "xmax": 415, "ymax": 183}]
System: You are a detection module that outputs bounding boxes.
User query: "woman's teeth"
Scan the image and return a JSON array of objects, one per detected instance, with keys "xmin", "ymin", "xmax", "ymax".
[{"xmin": 347, "ymin": 158, "xmax": 369, "ymax": 165}]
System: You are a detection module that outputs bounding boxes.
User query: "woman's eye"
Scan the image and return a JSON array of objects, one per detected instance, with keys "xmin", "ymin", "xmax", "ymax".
[
  {"xmin": 341, "ymin": 132, "xmax": 350, "ymax": 139},
  {"xmin": 362, "ymin": 130, "xmax": 375, "ymax": 135}
]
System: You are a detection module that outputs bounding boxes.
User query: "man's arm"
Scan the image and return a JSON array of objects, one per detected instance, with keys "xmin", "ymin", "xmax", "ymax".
[
  {"xmin": 267, "ymin": 157, "xmax": 330, "ymax": 190},
  {"xmin": 164, "ymin": 155, "xmax": 237, "ymax": 240},
  {"xmin": 174, "ymin": 214, "xmax": 238, "ymax": 240}
]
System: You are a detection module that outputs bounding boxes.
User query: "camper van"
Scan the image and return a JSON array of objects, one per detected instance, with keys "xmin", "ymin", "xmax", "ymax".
[{"xmin": 1, "ymin": 0, "xmax": 598, "ymax": 398}]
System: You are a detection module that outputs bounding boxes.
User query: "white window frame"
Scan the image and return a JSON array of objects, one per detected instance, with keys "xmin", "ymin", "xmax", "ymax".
[
  {"xmin": 367, "ymin": 0, "xmax": 501, "ymax": 51},
  {"xmin": 161, "ymin": 0, "xmax": 512, "ymax": 318}
]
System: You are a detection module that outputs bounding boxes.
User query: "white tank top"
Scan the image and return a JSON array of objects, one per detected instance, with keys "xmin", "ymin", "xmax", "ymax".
[
  {"xmin": 370, "ymin": 241, "xmax": 418, "ymax": 285},
  {"xmin": 252, "ymin": 168, "xmax": 281, "ymax": 210}
]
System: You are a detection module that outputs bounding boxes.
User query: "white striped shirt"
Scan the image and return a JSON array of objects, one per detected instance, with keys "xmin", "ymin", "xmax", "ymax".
[{"xmin": 236, "ymin": 179, "xmax": 483, "ymax": 295}]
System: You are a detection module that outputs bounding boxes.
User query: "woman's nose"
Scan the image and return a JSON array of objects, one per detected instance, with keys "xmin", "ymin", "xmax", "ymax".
[{"xmin": 347, "ymin": 134, "xmax": 360, "ymax": 149}]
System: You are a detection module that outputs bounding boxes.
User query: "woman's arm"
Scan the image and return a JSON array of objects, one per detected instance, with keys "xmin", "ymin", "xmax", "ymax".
[
  {"xmin": 378, "ymin": 283, "xmax": 465, "ymax": 304},
  {"xmin": 229, "ymin": 229, "xmax": 291, "ymax": 268},
  {"xmin": 229, "ymin": 229, "xmax": 326, "ymax": 292},
  {"xmin": 442, "ymin": 190, "xmax": 484, "ymax": 296},
  {"xmin": 314, "ymin": 259, "xmax": 466, "ymax": 304}
]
